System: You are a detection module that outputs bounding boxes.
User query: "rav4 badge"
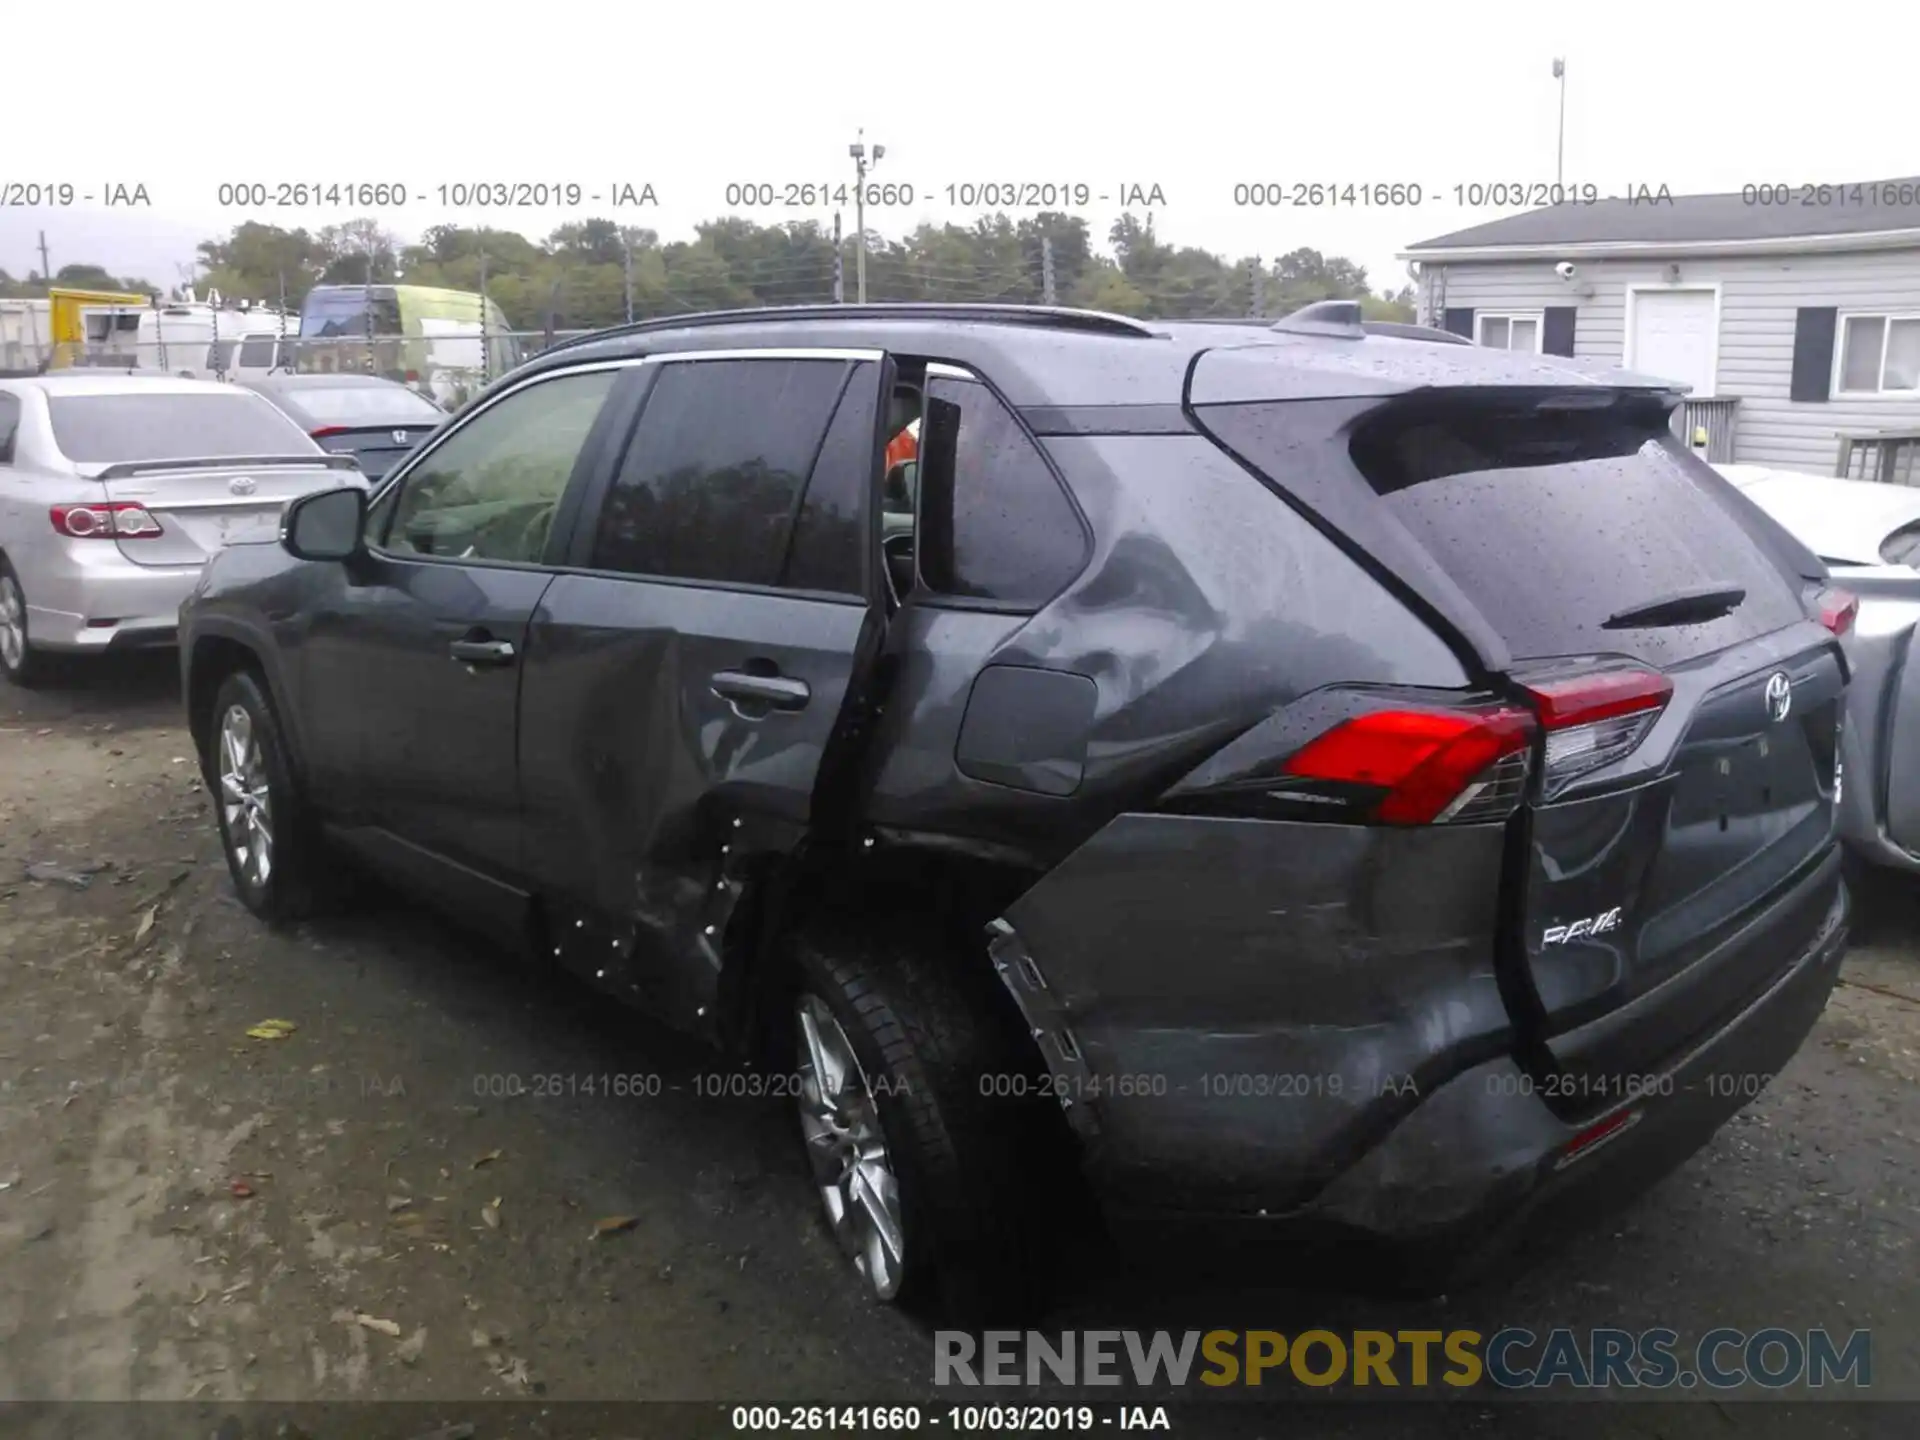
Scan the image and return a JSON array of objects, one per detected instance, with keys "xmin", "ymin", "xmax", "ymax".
[{"xmin": 1542, "ymin": 907, "xmax": 1623, "ymax": 946}]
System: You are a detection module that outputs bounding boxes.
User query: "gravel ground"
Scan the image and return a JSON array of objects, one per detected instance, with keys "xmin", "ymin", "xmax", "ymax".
[{"xmin": 2, "ymin": 652, "xmax": 1918, "ymax": 1438}]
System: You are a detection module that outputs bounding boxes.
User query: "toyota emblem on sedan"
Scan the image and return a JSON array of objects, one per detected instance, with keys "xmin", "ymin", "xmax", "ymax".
[
  {"xmin": 1765, "ymin": 672, "xmax": 1792, "ymax": 723},
  {"xmin": 228, "ymin": 475, "xmax": 256, "ymax": 496}
]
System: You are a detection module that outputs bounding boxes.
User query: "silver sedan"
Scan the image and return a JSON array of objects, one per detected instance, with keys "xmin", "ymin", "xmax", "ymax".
[
  {"xmin": 0, "ymin": 373, "xmax": 360, "ymax": 686},
  {"xmin": 1719, "ymin": 463, "xmax": 1920, "ymax": 873}
]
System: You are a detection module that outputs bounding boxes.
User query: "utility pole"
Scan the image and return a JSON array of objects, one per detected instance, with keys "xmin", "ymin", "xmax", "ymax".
[
  {"xmin": 832, "ymin": 211, "xmax": 845, "ymax": 303},
  {"xmin": 849, "ymin": 130, "xmax": 885, "ymax": 304},
  {"xmin": 36, "ymin": 231, "xmax": 51, "ymax": 285},
  {"xmin": 1041, "ymin": 235, "xmax": 1056, "ymax": 305},
  {"xmin": 1552, "ymin": 58, "xmax": 1567, "ymax": 190},
  {"xmin": 621, "ymin": 232, "xmax": 634, "ymax": 323},
  {"xmin": 1251, "ymin": 257, "xmax": 1265, "ymax": 317}
]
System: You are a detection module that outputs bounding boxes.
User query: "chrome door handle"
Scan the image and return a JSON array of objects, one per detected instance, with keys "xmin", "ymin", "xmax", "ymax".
[
  {"xmin": 449, "ymin": 638, "xmax": 516, "ymax": 666},
  {"xmin": 710, "ymin": 670, "xmax": 810, "ymax": 711}
]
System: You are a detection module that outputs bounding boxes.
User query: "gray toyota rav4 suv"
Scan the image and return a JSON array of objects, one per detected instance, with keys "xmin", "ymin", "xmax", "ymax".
[{"xmin": 180, "ymin": 301, "xmax": 1854, "ymax": 1317}]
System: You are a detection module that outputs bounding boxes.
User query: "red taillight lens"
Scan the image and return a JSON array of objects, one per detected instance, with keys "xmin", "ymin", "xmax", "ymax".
[
  {"xmin": 1284, "ymin": 705, "xmax": 1536, "ymax": 825},
  {"xmin": 403, "ymin": 370, "xmax": 420, "ymax": 383},
  {"xmin": 1524, "ymin": 667, "xmax": 1672, "ymax": 795},
  {"xmin": 310, "ymin": 425, "xmax": 348, "ymax": 439},
  {"xmin": 1816, "ymin": 586, "xmax": 1858, "ymax": 637},
  {"xmin": 50, "ymin": 502, "xmax": 163, "ymax": 539}
]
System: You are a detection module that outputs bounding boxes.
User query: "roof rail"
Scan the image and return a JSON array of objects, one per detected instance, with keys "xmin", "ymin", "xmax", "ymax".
[
  {"xmin": 535, "ymin": 302, "xmax": 1161, "ymax": 358},
  {"xmin": 1270, "ymin": 299, "xmax": 1366, "ymax": 338}
]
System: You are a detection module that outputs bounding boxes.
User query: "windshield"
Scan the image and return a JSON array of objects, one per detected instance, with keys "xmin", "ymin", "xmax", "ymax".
[
  {"xmin": 300, "ymin": 288, "xmax": 402, "ymax": 339},
  {"xmin": 48, "ymin": 392, "xmax": 315, "ymax": 463},
  {"xmin": 278, "ymin": 384, "xmax": 443, "ymax": 427}
]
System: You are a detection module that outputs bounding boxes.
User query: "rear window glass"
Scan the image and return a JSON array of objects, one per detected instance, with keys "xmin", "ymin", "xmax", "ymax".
[
  {"xmin": 275, "ymin": 384, "xmax": 443, "ymax": 427},
  {"xmin": 48, "ymin": 392, "xmax": 314, "ymax": 463},
  {"xmin": 1344, "ymin": 401, "xmax": 1806, "ymax": 667}
]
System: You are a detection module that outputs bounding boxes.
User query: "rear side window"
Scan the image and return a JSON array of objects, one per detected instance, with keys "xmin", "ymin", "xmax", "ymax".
[
  {"xmin": 47, "ymin": 392, "xmax": 314, "ymax": 462},
  {"xmin": 589, "ymin": 357, "xmax": 850, "ymax": 587},
  {"xmin": 0, "ymin": 392, "xmax": 19, "ymax": 463},
  {"xmin": 237, "ymin": 336, "xmax": 277, "ymax": 369},
  {"xmin": 1343, "ymin": 399, "xmax": 1806, "ymax": 667},
  {"xmin": 917, "ymin": 375, "xmax": 1087, "ymax": 606},
  {"xmin": 781, "ymin": 363, "xmax": 875, "ymax": 596}
]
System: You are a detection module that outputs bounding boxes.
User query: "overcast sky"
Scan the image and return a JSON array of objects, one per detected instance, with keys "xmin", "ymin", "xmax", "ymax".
[{"xmin": 5, "ymin": 0, "xmax": 1916, "ymax": 294}]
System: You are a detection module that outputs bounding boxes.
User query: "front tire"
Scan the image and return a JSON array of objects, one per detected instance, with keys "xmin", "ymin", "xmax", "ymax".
[
  {"xmin": 0, "ymin": 559, "xmax": 45, "ymax": 687},
  {"xmin": 209, "ymin": 670, "xmax": 324, "ymax": 924},
  {"xmin": 784, "ymin": 927, "xmax": 1049, "ymax": 1322}
]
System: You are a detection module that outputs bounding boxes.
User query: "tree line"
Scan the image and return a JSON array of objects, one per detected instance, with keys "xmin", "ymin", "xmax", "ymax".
[{"xmin": 1, "ymin": 211, "xmax": 1415, "ymax": 329}]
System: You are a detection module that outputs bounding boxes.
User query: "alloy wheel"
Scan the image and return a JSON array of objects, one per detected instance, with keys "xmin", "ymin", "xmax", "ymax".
[
  {"xmin": 0, "ymin": 574, "xmax": 24, "ymax": 672},
  {"xmin": 218, "ymin": 703, "xmax": 274, "ymax": 888},
  {"xmin": 794, "ymin": 992, "xmax": 907, "ymax": 1300}
]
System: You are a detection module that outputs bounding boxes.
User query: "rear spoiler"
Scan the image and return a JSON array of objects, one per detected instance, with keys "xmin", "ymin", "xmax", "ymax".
[{"xmin": 91, "ymin": 454, "xmax": 360, "ymax": 481}]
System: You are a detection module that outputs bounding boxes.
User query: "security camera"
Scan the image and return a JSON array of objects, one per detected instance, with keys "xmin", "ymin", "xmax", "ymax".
[{"xmin": 1554, "ymin": 261, "xmax": 1578, "ymax": 279}]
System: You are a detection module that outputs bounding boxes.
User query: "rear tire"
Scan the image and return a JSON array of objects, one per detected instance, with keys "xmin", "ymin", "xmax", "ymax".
[
  {"xmin": 208, "ymin": 669, "xmax": 326, "ymax": 925},
  {"xmin": 780, "ymin": 925, "xmax": 1049, "ymax": 1324},
  {"xmin": 0, "ymin": 559, "xmax": 46, "ymax": 688}
]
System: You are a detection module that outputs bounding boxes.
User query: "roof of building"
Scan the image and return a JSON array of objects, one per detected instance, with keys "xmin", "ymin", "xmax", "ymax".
[{"xmin": 1404, "ymin": 177, "xmax": 1920, "ymax": 257}]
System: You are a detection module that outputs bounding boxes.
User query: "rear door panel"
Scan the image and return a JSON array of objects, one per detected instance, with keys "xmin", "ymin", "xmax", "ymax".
[{"xmin": 516, "ymin": 350, "xmax": 890, "ymax": 1029}]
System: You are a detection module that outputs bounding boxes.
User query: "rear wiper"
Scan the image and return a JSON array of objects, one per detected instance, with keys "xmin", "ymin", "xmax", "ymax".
[{"xmin": 1602, "ymin": 583, "xmax": 1746, "ymax": 629}]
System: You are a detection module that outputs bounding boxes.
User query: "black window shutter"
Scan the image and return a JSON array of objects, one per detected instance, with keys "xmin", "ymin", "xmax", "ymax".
[
  {"xmin": 1542, "ymin": 306, "xmax": 1578, "ymax": 357},
  {"xmin": 1442, "ymin": 307, "xmax": 1475, "ymax": 339},
  {"xmin": 1790, "ymin": 307, "xmax": 1838, "ymax": 402}
]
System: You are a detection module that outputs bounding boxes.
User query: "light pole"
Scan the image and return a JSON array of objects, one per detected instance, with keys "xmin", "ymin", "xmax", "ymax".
[
  {"xmin": 849, "ymin": 130, "xmax": 885, "ymax": 304},
  {"xmin": 1552, "ymin": 58, "xmax": 1567, "ymax": 191}
]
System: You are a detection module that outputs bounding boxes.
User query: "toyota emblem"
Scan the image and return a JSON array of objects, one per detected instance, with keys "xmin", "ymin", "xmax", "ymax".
[
  {"xmin": 228, "ymin": 475, "xmax": 256, "ymax": 496},
  {"xmin": 1764, "ymin": 672, "xmax": 1792, "ymax": 723}
]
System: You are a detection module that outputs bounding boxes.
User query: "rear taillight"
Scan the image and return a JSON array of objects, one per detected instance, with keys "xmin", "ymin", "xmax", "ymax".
[
  {"xmin": 50, "ymin": 502, "xmax": 163, "ymax": 539},
  {"xmin": 310, "ymin": 426, "xmax": 348, "ymax": 439},
  {"xmin": 1522, "ymin": 667, "xmax": 1672, "ymax": 796},
  {"xmin": 1816, "ymin": 586, "xmax": 1857, "ymax": 637},
  {"xmin": 1283, "ymin": 704, "xmax": 1536, "ymax": 825}
]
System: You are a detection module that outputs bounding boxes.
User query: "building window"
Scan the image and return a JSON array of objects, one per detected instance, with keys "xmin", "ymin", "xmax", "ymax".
[
  {"xmin": 1477, "ymin": 312, "xmax": 1544, "ymax": 353},
  {"xmin": 1836, "ymin": 313, "xmax": 1920, "ymax": 396}
]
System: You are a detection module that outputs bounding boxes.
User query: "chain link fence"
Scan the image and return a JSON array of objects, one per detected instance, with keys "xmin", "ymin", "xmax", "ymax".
[{"xmin": 5, "ymin": 330, "xmax": 602, "ymax": 408}]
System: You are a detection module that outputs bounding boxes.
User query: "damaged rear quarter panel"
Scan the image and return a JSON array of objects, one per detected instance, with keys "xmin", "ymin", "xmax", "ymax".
[{"xmin": 997, "ymin": 812, "xmax": 1515, "ymax": 1214}]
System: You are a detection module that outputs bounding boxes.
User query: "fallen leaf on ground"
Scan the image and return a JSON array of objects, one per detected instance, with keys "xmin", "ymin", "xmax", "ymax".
[
  {"xmin": 472, "ymin": 1149, "xmax": 502, "ymax": 1169},
  {"xmin": 133, "ymin": 908, "xmax": 157, "ymax": 945},
  {"xmin": 245, "ymin": 1019, "xmax": 297, "ymax": 1041},
  {"xmin": 355, "ymin": 1313, "xmax": 402, "ymax": 1337},
  {"xmin": 396, "ymin": 1327, "xmax": 428, "ymax": 1365},
  {"xmin": 228, "ymin": 1180, "xmax": 255, "ymax": 1199},
  {"xmin": 480, "ymin": 1200, "xmax": 501, "ymax": 1229},
  {"xmin": 593, "ymin": 1215, "xmax": 639, "ymax": 1239},
  {"xmin": 387, "ymin": 1195, "xmax": 413, "ymax": 1213}
]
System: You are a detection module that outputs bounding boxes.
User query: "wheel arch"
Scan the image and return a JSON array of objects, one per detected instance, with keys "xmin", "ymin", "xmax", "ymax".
[{"xmin": 186, "ymin": 623, "xmax": 306, "ymax": 788}]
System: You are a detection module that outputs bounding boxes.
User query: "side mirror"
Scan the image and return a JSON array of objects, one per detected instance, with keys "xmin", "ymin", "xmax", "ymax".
[{"xmin": 282, "ymin": 484, "xmax": 368, "ymax": 563}]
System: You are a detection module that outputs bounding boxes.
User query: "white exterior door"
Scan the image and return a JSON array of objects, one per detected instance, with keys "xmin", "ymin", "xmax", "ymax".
[{"xmin": 1628, "ymin": 289, "xmax": 1719, "ymax": 397}]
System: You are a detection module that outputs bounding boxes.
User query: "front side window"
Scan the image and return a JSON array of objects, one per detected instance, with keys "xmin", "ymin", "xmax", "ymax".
[
  {"xmin": 383, "ymin": 368, "xmax": 617, "ymax": 564},
  {"xmin": 1837, "ymin": 314, "xmax": 1920, "ymax": 395},
  {"xmin": 588, "ymin": 357, "xmax": 852, "ymax": 587},
  {"xmin": 1477, "ymin": 313, "xmax": 1543, "ymax": 352}
]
